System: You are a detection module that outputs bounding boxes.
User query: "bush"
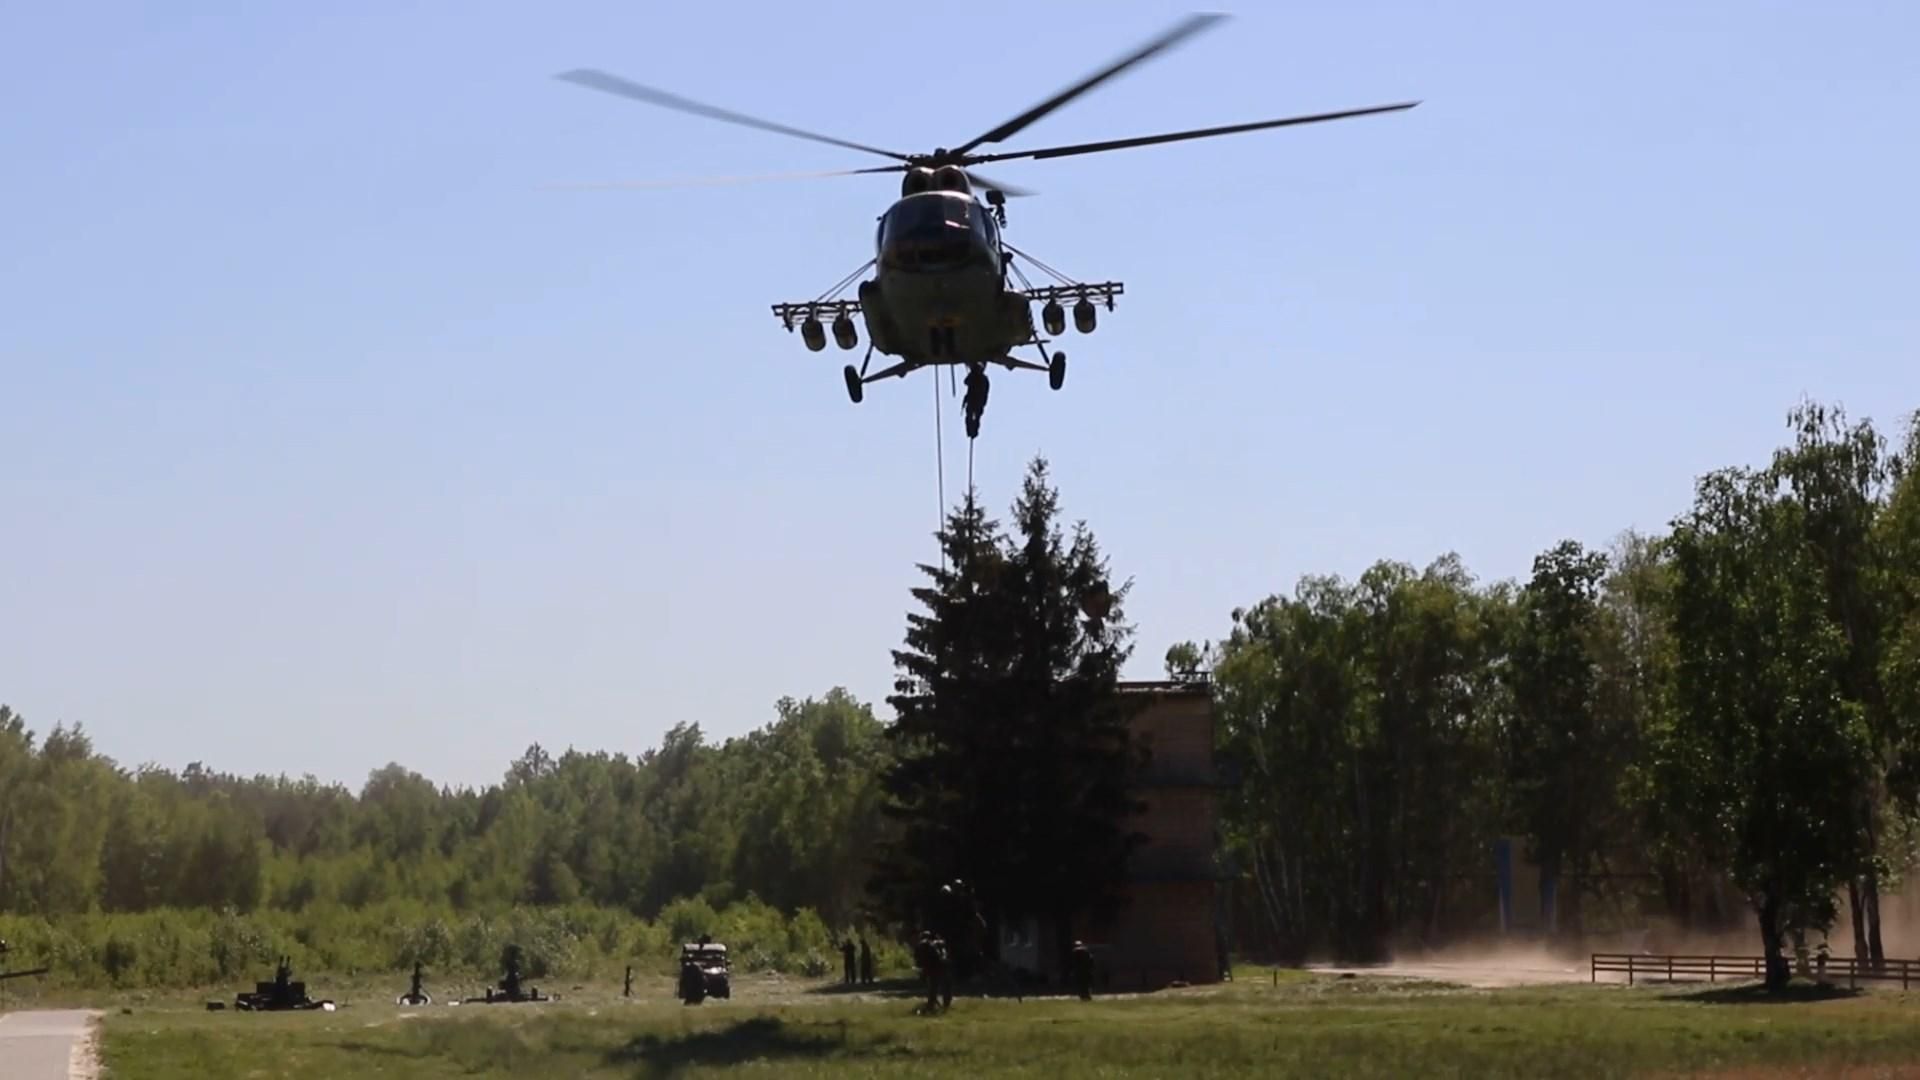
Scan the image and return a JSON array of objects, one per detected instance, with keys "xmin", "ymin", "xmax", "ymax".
[{"xmin": 0, "ymin": 899, "xmax": 885, "ymax": 990}]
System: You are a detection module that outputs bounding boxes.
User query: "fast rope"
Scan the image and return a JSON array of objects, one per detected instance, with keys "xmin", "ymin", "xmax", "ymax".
[
  {"xmin": 933, "ymin": 363, "xmax": 946, "ymax": 573},
  {"xmin": 930, "ymin": 362, "xmax": 980, "ymax": 574},
  {"xmin": 967, "ymin": 426, "xmax": 975, "ymax": 496}
]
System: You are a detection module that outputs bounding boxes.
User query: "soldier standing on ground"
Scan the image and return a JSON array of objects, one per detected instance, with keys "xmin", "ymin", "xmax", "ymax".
[
  {"xmin": 1069, "ymin": 940, "xmax": 1093, "ymax": 1000},
  {"xmin": 859, "ymin": 937, "xmax": 874, "ymax": 985},
  {"xmin": 914, "ymin": 931, "xmax": 952, "ymax": 1012},
  {"xmin": 841, "ymin": 937, "xmax": 856, "ymax": 985}
]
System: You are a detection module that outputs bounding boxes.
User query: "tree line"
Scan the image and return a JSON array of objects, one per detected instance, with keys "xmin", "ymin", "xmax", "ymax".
[
  {"xmin": 3, "ymin": 399, "xmax": 1917, "ymax": 992},
  {"xmin": 0, "ymin": 690, "xmax": 902, "ymax": 987},
  {"xmin": 0, "ymin": 689, "xmax": 886, "ymax": 925},
  {"xmin": 0, "ymin": 457, "xmax": 1142, "ymax": 986},
  {"xmin": 1194, "ymin": 400, "xmax": 1920, "ymax": 987}
]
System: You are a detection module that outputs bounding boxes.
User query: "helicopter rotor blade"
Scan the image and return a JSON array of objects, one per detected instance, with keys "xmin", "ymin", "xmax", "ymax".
[
  {"xmin": 963, "ymin": 170, "xmax": 1037, "ymax": 198},
  {"xmin": 554, "ymin": 68, "xmax": 916, "ymax": 163},
  {"xmin": 541, "ymin": 163, "xmax": 1037, "ymax": 197},
  {"xmin": 947, "ymin": 12, "xmax": 1228, "ymax": 157},
  {"xmin": 542, "ymin": 164, "xmax": 905, "ymax": 192},
  {"xmin": 966, "ymin": 101, "xmax": 1420, "ymax": 165}
]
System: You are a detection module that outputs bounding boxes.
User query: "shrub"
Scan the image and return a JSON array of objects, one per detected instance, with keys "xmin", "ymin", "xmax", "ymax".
[{"xmin": 0, "ymin": 899, "xmax": 877, "ymax": 990}]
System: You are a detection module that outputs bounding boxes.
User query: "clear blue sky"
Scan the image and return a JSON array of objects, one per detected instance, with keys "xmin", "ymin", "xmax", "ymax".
[{"xmin": 3, "ymin": 2, "xmax": 1914, "ymax": 791}]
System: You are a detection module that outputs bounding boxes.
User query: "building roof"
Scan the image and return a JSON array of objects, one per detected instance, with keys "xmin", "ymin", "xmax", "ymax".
[{"xmin": 1116, "ymin": 677, "xmax": 1211, "ymax": 696}]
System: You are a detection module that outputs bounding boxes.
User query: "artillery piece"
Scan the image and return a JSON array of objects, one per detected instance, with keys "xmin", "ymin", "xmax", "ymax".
[
  {"xmin": 234, "ymin": 956, "xmax": 334, "ymax": 1011},
  {"xmin": 396, "ymin": 960, "xmax": 432, "ymax": 1006},
  {"xmin": 462, "ymin": 944, "xmax": 552, "ymax": 1004},
  {"xmin": 0, "ymin": 939, "xmax": 51, "ymax": 996}
]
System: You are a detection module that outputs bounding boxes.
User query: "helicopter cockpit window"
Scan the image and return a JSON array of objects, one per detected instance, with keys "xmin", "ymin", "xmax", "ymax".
[{"xmin": 881, "ymin": 194, "xmax": 985, "ymax": 245}]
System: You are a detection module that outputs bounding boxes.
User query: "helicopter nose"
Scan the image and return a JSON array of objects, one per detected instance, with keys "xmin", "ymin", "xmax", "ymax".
[{"xmin": 884, "ymin": 230, "xmax": 991, "ymax": 272}]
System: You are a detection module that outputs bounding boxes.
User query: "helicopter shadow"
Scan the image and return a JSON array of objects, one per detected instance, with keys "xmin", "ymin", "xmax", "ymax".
[
  {"xmin": 605, "ymin": 1015, "xmax": 927, "ymax": 1077},
  {"xmin": 803, "ymin": 976, "xmax": 924, "ymax": 999}
]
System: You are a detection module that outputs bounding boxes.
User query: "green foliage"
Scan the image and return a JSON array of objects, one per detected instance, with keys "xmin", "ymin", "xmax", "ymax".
[
  {"xmin": 1760, "ymin": 401, "xmax": 1908, "ymax": 965},
  {"xmin": 873, "ymin": 457, "xmax": 1142, "ymax": 952},
  {"xmin": 0, "ymin": 689, "xmax": 898, "ymax": 993},
  {"xmin": 1660, "ymin": 460, "xmax": 1871, "ymax": 985},
  {"xmin": 1883, "ymin": 414, "xmax": 1920, "ymax": 793},
  {"xmin": 1212, "ymin": 399, "xmax": 1920, "ymax": 979},
  {"xmin": 1214, "ymin": 555, "xmax": 1509, "ymax": 961},
  {"xmin": 1502, "ymin": 539, "xmax": 1632, "ymax": 936},
  {"xmin": 0, "ymin": 691, "xmax": 885, "ymax": 928},
  {"xmin": 0, "ymin": 898, "xmax": 884, "ymax": 991},
  {"xmin": 1164, "ymin": 640, "xmax": 1211, "ymax": 680},
  {"xmin": 6, "ymin": 395, "xmax": 1920, "ymax": 1003}
]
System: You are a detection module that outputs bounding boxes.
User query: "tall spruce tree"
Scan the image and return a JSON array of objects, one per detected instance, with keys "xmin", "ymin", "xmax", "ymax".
[
  {"xmin": 999, "ymin": 459, "xmax": 1144, "ymax": 962},
  {"xmin": 872, "ymin": 458, "xmax": 1144, "ymax": 970},
  {"xmin": 868, "ymin": 491, "xmax": 1012, "ymax": 931}
]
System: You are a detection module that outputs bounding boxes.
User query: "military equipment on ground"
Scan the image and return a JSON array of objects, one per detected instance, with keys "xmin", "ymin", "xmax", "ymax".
[
  {"xmin": 553, "ymin": 13, "xmax": 1416, "ymax": 440},
  {"xmin": 0, "ymin": 939, "xmax": 50, "ymax": 991},
  {"xmin": 235, "ymin": 956, "xmax": 334, "ymax": 1011},
  {"xmin": 396, "ymin": 960, "xmax": 432, "ymax": 1006},
  {"xmin": 677, "ymin": 940, "xmax": 731, "ymax": 1005},
  {"xmin": 463, "ymin": 943, "xmax": 551, "ymax": 1004}
]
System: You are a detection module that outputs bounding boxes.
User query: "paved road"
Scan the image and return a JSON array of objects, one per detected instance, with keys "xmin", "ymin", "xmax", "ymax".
[{"xmin": 0, "ymin": 1009, "xmax": 102, "ymax": 1080}]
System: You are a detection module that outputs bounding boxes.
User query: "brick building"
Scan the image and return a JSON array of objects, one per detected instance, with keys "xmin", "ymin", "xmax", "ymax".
[{"xmin": 996, "ymin": 678, "xmax": 1228, "ymax": 989}]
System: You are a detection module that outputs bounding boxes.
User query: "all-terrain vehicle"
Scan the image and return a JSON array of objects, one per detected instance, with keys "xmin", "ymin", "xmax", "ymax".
[{"xmin": 677, "ymin": 940, "xmax": 730, "ymax": 1004}]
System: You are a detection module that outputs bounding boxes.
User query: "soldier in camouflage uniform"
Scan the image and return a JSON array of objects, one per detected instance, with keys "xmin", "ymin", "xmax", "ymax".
[{"xmin": 913, "ymin": 930, "xmax": 952, "ymax": 1012}]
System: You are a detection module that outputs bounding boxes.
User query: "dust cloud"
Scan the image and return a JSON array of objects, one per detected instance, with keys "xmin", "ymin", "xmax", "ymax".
[
  {"xmin": 1830, "ymin": 875, "xmax": 1920, "ymax": 957},
  {"xmin": 1311, "ymin": 940, "xmax": 1600, "ymax": 988},
  {"xmin": 1304, "ymin": 879, "xmax": 1920, "ymax": 989}
]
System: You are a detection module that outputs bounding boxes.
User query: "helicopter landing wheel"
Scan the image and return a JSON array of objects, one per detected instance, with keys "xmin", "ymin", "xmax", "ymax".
[
  {"xmin": 844, "ymin": 365, "xmax": 863, "ymax": 404},
  {"xmin": 1048, "ymin": 351, "xmax": 1066, "ymax": 391}
]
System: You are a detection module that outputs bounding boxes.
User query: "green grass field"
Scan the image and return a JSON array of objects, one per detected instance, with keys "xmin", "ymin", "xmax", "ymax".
[{"xmin": 87, "ymin": 967, "xmax": 1920, "ymax": 1078}]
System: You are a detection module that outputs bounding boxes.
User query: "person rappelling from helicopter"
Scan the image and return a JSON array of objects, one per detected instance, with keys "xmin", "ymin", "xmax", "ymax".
[{"xmin": 962, "ymin": 362, "xmax": 990, "ymax": 440}]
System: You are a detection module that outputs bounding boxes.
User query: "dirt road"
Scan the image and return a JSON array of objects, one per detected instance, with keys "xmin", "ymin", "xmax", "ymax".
[
  {"xmin": 1311, "ymin": 948, "xmax": 1621, "ymax": 988},
  {"xmin": 0, "ymin": 1009, "xmax": 102, "ymax": 1080}
]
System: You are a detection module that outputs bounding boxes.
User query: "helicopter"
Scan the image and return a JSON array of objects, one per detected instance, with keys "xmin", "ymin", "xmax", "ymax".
[{"xmin": 556, "ymin": 13, "xmax": 1416, "ymax": 439}]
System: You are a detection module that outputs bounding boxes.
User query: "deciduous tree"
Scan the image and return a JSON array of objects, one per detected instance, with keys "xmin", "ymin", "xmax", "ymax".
[{"xmin": 1660, "ymin": 464, "xmax": 1871, "ymax": 989}]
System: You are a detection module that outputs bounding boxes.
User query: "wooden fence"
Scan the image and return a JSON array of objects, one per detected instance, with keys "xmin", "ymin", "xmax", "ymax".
[{"xmin": 1591, "ymin": 952, "xmax": 1920, "ymax": 988}]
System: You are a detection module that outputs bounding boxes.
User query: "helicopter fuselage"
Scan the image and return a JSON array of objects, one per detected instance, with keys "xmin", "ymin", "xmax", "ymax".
[
  {"xmin": 771, "ymin": 164, "xmax": 1113, "ymax": 435},
  {"xmin": 857, "ymin": 187, "xmax": 1033, "ymax": 368},
  {"xmin": 563, "ymin": 11, "xmax": 1417, "ymax": 441}
]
